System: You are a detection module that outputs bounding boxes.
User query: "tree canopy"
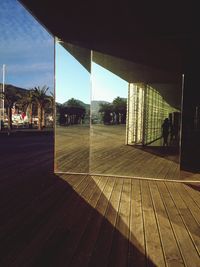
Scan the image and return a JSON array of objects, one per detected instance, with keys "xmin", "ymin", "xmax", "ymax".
[{"xmin": 99, "ymin": 97, "xmax": 127, "ymax": 124}]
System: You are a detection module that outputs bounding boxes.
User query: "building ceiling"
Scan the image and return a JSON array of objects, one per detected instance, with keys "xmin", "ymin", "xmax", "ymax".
[
  {"xmin": 19, "ymin": 0, "xmax": 199, "ymax": 108},
  {"xmin": 19, "ymin": 0, "xmax": 199, "ymax": 71}
]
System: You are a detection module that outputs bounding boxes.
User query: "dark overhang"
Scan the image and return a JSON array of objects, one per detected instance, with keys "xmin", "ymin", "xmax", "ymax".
[{"xmin": 18, "ymin": 0, "xmax": 200, "ymax": 108}]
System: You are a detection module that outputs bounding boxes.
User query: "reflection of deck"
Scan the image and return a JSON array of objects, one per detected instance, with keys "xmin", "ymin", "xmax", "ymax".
[
  {"xmin": 91, "ymin": 125, "xmax": 181, "ymax": 180},
  {"xmin": 0, "ymin": 132, "xmax": 200, "ymax": 266},
  {"xmin": 55, "ymin": 125, "xmax": 199, "ymax": 181},
  {"xmin": 55, "ymin": 125, "xmax": 90, "ymax": 173}
]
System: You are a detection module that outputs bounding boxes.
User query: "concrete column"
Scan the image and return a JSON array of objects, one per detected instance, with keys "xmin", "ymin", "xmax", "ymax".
[{"xmin": 180, "ymin": 49, "xmax": 200, "ymax": 172}]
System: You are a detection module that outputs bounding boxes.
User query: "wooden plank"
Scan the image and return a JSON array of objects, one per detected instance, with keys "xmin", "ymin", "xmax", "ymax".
[
  {"xmin": 6, "ymin": 175, "xmax": 99, "ymax": 267},
  {"xmin": 183, "ymin": 183, "xmax": 200, "ymax": 209},
  {"xmin": 166, "ymin": 182, "xmax": 200, "ymax": 256},
  {"xmin": 157, "ymin": 182, "xmax": 200, "ymax": 267},
  {"xmin": 149, "ymin": 181, "xmax": 185, "ymax": 267},
  {"xmin": 53, "ymin": 176, "xmax": 109, "ymax": 267},
  {"xmin": 0, "ymin": 173, "xmax": 86, "ymax": 242},
  {"xmin": 106, "ymin": 178, "xmax": 131, "ymax": 267},
  {"xmin": 69, "ymin": 177, "xmax": 116, "ymax": 267},
  {"xmin": 141, "ymin": 180, "xmax": 166, "ymax": 267},
  {"xmin": 174, "ymin": 183, "xmax": 200, "ymax": 226},
  {"xmin": 164, "ymin": 161, "xmax": 180, "ymax": 180},
  {"xmin": 90, "ymin": 124, "xmax": 180, "ymax": 179},
  {"xmin": 128, "ymin": 179, "xmax": 146, "ymax": 267},
  {"xmin": 144, "ymin": 154, "xmax": 167, "ymax": 179},
  {"xmin": 87, "ymin": 178, "xmax": 124, "ymax": 267},
  {"xmin": 55, "ymin": 126, "xmax": 90, "ymax": 173}
]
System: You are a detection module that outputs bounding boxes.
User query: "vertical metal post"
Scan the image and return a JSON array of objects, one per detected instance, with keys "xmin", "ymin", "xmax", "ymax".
[
  {"xmin": 0, "ymin": 64, "xmax": 5, "ymax": 131},
  {"xmin": 2, "ymin": 64, "xmax": 5, "ymax": 123},
  {"xmin": 142, "ymin": 84, "xmax": 147, "ymax": 145}
]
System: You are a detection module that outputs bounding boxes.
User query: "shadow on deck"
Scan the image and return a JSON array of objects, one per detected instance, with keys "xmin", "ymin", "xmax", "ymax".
[
  {"xmin": 0, "ymin": 133, "xmax": 155, "ymax": 267},
  {"xmin": 0, "ymin": 132, "xmax": 200, "ymax": 266}
]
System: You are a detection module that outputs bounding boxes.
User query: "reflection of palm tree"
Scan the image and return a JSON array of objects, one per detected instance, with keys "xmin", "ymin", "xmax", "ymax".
[
  {"xmin": 99, "ymin": 103, "xmax": 113, "ymax": 124},
  {"xmin": 0, "ymin": 85, "xmax": 21, "ymax": 131},
  {"xmin": 32, "ymin": 86, "xmax": 50, "ymax": 130},
  {"xmin": 113, "ymin": 97, "xmax": 127, "ymax": 124},
  {"xmin": 66, "ymin": 98, "xmax": 86, "ymax": 125},
  {"xmin": 99, "ymin": 97, "xmax": 127, "ymax": 124}
]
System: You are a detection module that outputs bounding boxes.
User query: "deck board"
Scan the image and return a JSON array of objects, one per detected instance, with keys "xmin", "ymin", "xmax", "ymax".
[
  {"xmin": 1, "ymin": 173, "xmax": 200, "ymax": 267},
  {"xmin": 128, "ymin": 179, "xmax": 146, "ymax": 267},
  {"xmin": 175, "ymin": 183, "xmax": 200, "ymax": 226},
  {"xmin": 69, "ymin": 177, "xmax": 115, "ymax": 267},
  {"xmin": 157, "ymin": 182, "xmax": 200, "ymax": 267},
  {"xmin": 183, "ymin": 184, "xmax": 200, "ymax": 209},
  {"xmin": 149, "ymin": 181, "xmax": 185, "ymax": 267},
  {"xmin": 166, "ymin": 182, "xmax": 200, "ymax": 257},
  {"xmin": 141, "ymin": 180, "xmax": 166, "ymax": 266},
  {"xmin": 55, "ymin": 125, "xmax": 200, "ymax": 181},
  {"xmin": 107, "ymin": 179, "xmax": 131, "ymax": 267},
  {"xmin": 87, "ymin": 178, "xmax": 123, "ymax": 267},
  {"xmin": 0, "ymin": 133, "xmax": 200, "ymax": 267}
]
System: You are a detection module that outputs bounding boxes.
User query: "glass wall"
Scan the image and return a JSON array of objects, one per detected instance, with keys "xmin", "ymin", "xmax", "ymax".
[
  {"xmin": 126, "ymin": 83, "xmax": 179, "ymax": 145},
  {"xmin": 54, "ymin": 47, "xmax": 183, "ymax": 180},
  {"xmin": 54, "ymin": 40, "xmax": 91, "ymax": 173}
]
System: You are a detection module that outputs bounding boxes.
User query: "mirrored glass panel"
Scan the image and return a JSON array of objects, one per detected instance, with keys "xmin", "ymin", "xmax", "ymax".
[
  {"xmin": 55, "ymin": 41, "xmax": 91, "ymax": 173},
  {"xmin": 91, "ymin": 51, "xmax": 182, "ymax": 180}
]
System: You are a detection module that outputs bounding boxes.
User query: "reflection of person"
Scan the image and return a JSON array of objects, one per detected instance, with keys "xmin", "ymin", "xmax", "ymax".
[{"xmin": 162, "ymin": 118, "xmax": 170, "ymax": 146}]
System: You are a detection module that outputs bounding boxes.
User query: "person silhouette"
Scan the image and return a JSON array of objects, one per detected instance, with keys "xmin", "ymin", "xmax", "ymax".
[{"xmin": 162, "ymin": 118, "xmax": 170, "ymax": 146}]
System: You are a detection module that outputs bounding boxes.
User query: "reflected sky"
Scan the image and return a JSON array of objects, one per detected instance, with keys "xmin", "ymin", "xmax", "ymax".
[
  {"xmin": 91, "ymin": 62, "xmax": 128, "ymax": 102},
  {"xmin": 55, "ymin": 43, "xmax": 128, "ymax": 104},
  {"xmin": 55, "ymin": 43, "xmax": 90, "ymax": 104}
]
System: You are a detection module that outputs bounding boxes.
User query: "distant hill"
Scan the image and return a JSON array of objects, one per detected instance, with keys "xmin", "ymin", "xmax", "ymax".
[
  {"xmin": 1, "ymin": 84, "xmax": 54, "ymax": 99},
  {"xmin": 91, "ymin": 100, "xmax": 110, "ymax": 123},
  {"xmin": 91, "ymin": 100, "xmax": 110, "ymax": 114},
  {"xmin": 62, "ymin": 99, "xmax": 90, "ymax": 113},
  {"xmin": 0, "ymin": 84, "xmax": 29, "ymax": 95}
]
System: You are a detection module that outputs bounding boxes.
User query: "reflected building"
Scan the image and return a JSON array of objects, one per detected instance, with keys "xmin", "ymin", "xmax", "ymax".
[
  {"xmin": 19, "ymin": 0, "xmax": 200, "ymax": 180},
  {"xmin": 54, "ymin": 46, "xmax": 182, "ymax": 179},
  {"xmin": 126, "ymin": 83, "xmax": 180, "ymax": 146}
]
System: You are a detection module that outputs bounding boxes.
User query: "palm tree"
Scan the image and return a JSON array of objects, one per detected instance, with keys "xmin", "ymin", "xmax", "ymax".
[
  {"xmin": 49, "ymin": 91, "xmax": 54, "ymax": 121},
  {"xmin": 0, "ymin": 85, "xmax": 21, "ymax": 131},
  {"xmin": 32, "ymin": 86, "xmax": 50, "ymax": 130}
]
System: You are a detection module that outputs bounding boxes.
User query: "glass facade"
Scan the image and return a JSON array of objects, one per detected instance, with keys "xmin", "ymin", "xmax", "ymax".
[
  {"xmin": 126, "ymin": 83, "xmax": 179, "ymax": 145},
  {"xmin": 54, "ymin": 46, "xmax": 181, "ymax": 179},
  {"xmin": 54, "ymin": 40, "xmax": 91, "ymax": 173}
]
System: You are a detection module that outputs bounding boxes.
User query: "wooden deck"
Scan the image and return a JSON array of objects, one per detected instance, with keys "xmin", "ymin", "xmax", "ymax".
[
  {"xmin": 1, "ymin": 172, "xmax": 200, "ymax": 266},
  {"xmin": 91, "ymin": 125, "xmax": 182, "ymax": 180},
  {"xmin": 0, "ymin": 131, "xmax": 200, "ymax": 266},
  {"xmin": 55, "ymin": 125, "xmax": 200, "ymax": 181},
  {"xmin": 55, "ymin": 125, "xmax": 90, "ymax": 173}
]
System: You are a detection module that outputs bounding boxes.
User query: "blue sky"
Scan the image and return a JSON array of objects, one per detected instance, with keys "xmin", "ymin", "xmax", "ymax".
[
  {"xmin": 56, "ymin": 43, "xmax": 128, "ymax": 104},
  {"xmin": 0, "ymin": 0, "xmax": 54, "ymax": 92},
  {"xmin": 0, "ymin": 0, "xmax": 128, "ymax": 104},
  {"xmin": 55, "ymin": 43, "xmax": 91, "ymax": 104},
  {"xmin": 91, "ymin": 62, "xmax": 128, "ymax": 102}
]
